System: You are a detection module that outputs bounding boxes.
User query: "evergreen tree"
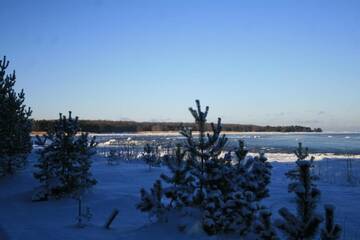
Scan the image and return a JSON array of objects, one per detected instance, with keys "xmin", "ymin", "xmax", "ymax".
[
  {"xmin": 320, "ymin": 204, "xmax": 341, "ymax": 240},
  {"xmin": 137, "ymin": 180, "xmax": 167, "ymax": 222},
  {"xmin": 246, "ymin": 153, "xmax": 272, "ymax": 201},
  {"xmin": 160, "ymin": 144, "xmax": 195, "ymax": 208},
  {"xmin": 232, "ymin": 140, "xmax": 272, "ymax": 200},
  {"xmin": 0, "ymin": 56, "xmax": 32, "ymax": 176},
  {"xmin": 255, "ymin": 209, "xmax": 279, "ymax": 240},
  {"xmin": 137, "ymin": 101, "xmax": 260, "ymax": 236},
  {"xmin": 180, "ymin": 99, "xmax": 227, "ymax": 205},
  {"xmin": 181, "ymin": 101, "xmax": 256, "ymax": 235},
  {"xmin": 286, "ymin": 143, "xmax": 317, "ymax": 193},
  {"xmin": 33, "ymin": 112, "xmax": 97, "ymax": 200},
  {"xmin": 275, "ymin": 143, "xmax": 322, "ymax": 240}
]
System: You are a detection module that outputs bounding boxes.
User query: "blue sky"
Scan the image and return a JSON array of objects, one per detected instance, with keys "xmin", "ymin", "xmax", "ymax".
[{"xmin": 1, "ymin": 0, "xmax": 360, "ymax": 131}]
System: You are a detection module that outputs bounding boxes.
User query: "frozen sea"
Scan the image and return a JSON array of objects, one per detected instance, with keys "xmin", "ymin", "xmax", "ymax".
[{"xmin": 93, "ymin": 132, "xmax": 360, "ymax": 155}]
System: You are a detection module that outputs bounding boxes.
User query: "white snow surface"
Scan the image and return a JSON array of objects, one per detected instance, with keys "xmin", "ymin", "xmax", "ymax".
[{"xmin": 1, "ymin": 152, "xmax": 360, "ymax": 240}]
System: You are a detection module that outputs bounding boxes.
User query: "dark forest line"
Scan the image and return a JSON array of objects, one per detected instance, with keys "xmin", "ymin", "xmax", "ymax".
[{"xmin": 32, "ymin": 119, "xmax": 322, "ymax": 133}]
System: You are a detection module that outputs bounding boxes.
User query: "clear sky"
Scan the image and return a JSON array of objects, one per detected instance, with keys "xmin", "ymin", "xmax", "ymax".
[{"xmin": 1, "ymin": 0, "xmax": 360, "ymax": 131}]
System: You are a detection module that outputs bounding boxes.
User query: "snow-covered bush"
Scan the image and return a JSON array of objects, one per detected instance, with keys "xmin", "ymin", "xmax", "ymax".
[
  {"xmin": 0, "ymin": 56, "xmax": 32, "ymax": 176},
  {"xmin": 232, "ymin": 140, "xmax": 272, "ymax": 201},
  {"xmin": 160, "ymin": 144, "xmax": 195, "ymax": 208},
  {"xmin": 246, "ymin": 153, "xmax": 272, "ymax": 201},
  {"xmin": 137, "ymin": 180, "xmax": 167, "ymax": 222},
  {"xmin": 33, "ymin": 112, "xmax": 97, "ymax": 200}
]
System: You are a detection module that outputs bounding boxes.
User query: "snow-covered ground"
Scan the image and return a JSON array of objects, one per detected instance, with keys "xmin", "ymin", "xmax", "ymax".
[{"xmin": 1, "ymin": 152, "xmax": 360, "ymax": 240}]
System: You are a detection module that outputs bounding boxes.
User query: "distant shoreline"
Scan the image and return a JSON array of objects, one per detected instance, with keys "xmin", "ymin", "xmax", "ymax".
[
  {"xmin": 32, "ymin": 131, "xmax": 351, "ymax": 137},
  {"xmin": 32, "ymin": 119, "xmax": 322, "ymax": 134}
]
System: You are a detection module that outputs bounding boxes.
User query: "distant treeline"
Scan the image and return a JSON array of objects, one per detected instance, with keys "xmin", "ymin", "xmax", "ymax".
[{"xmin": 32, "ymin": 120, "xmax": 322, "ymax": 133}]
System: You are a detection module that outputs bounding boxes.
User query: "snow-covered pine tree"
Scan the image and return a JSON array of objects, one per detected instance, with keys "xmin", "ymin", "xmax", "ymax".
[
  {"xmin": 179, "ymin": 101, "xmax": 256, "ymax": 235},
  {"xmin": 246, "ymin": 152, "xmax": 272, "ymax": 201},
  {"xmin": 143, "ymin": 143, "xmax": 158, "ymax": 170},
  {"xmin": 0, "ymin": 56, "xmax": 32, "ymax": 176},
  {"xmin": 255, "ymin": 209, "xmax": 279, "ymax": 240},
  {"xmin": 211, "ymin": 140, "xmax": 258, "ymax": 236},
  {"xmin": 275, "ymin": 143, "xmax": 322, "ymax": 240},
  {"xmin": 234, "ymin": 139, "xmax": 248, "ymax": 166},
  {"xmin": 286, "ymin": 143, "xmax": 317, "ymax": 193},
  {"xmin": 180, "ymin": 99, "xmax": 227, "ymax": 206},
  {"xmin": 320, "ymin": 204, "xmax": 341, "ymax": 240},
  {"xmin": 137, "ymin": 101, "xmax": 257, "ymax": 236},
  {"xmin": 33, "ymin": 112, "xmax": 97, "ymax": 199},
  {"xmin": 231, "ymin": 140, "xmax": 251, "ymax": 189},
  {"xmin": 160, "ymin": 144, "xmax": 195, "ymax": 208},
  {"xmin": 137, "ymin": 180, "xmax": 167, "ymax": 222}
]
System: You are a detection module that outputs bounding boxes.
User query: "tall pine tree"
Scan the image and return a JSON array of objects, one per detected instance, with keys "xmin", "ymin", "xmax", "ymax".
[
  {"xmin": 0, "ymin": 56, "xmax": 32, "ymax": 176},
  {"xmin": 33, "ymin": 112, "xmax": 97, "ymax": 200}
]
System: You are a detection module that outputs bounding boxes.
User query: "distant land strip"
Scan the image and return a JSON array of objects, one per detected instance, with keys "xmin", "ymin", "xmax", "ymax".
[{"xmin": 32, "ymin": 120, "xmax": 322, "ymax": 133}]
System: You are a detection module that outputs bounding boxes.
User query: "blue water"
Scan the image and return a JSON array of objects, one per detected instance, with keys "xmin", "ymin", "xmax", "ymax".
[
  {"xmin": 226, "ymin": 133, "xmax": 360, "ymax": 154},
  {"xmin": 93, "ymin": 133, "xmax": 360, "ymax": 154}
]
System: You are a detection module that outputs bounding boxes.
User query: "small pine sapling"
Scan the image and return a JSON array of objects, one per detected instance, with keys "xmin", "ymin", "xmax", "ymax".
[
  {"xmin": 275, "ymin": 143, "xmax": 323, "ymax": 240},
  {"xmin": 286, "ymin": 143, "xmax": 318, "ymax": 193},
  {"xmin": 137, "ymin": 180, "xmax": 167, "ymax": 222},
  {"xmin": 180, "ymin": 100, "xmax": 227, "ymax": 206},
  {"xmin": 33, "ymin": 112, "xmax": 97, "ymax": 199},
  {"xmin": 321, "ymin": 204, "xmax": 342, "ymax": 240}
]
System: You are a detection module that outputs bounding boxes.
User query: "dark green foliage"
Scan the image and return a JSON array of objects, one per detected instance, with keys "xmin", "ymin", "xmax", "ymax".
[
  {"xmin": 33, "ymin": 112, "xmax": 97, "ymax": 199},
  {"xmin": 137, "ymin": 100, "xmax": 272, "ymax": 237},
  {"xmin": 247, "ymin": 153, "xmax": 272, "ymax": 201},
  {"xmin": 180, "ymin": 100, "xmax": 227, "ymax": 205},
  {"xmin": 137, "ymin": 180, "xmax": 166, "ymax": 222},
  {"xmin": 276, "ymin": 207, "xmax": 322, "ymax": 240},
  {"xmin": 286, "ymin": 143, "xmax": 318, "ymax": 193},
  {"xmin": 233, "ymin": 141, "xmax": 272, "ymax": 201},
  {"xmin": 255, "ymin": 210, "xmax": 279, "ymax": 240},
  {"xmin": 0, "ymin": 56, "xmax": 32, "ymax": 176},
  {"xmin": 181, "ymin": 100, "xmax": 256, "ymax": 236},
  {"xmin": 321, "ymin": 204, "xmax": 341, "ymax": 240},
  {"xmin": 276, "ymin": 143, "xmax": 323, "ymax": 240},
  {"xmin": 160, "ymin": 144, "xmax": 195, "ymax": 208}
]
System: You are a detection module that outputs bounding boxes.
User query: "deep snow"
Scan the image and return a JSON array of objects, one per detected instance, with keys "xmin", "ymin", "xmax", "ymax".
[{"xmin": 1, "ymin": 153, "xmax": 360, "ymax": 240}]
